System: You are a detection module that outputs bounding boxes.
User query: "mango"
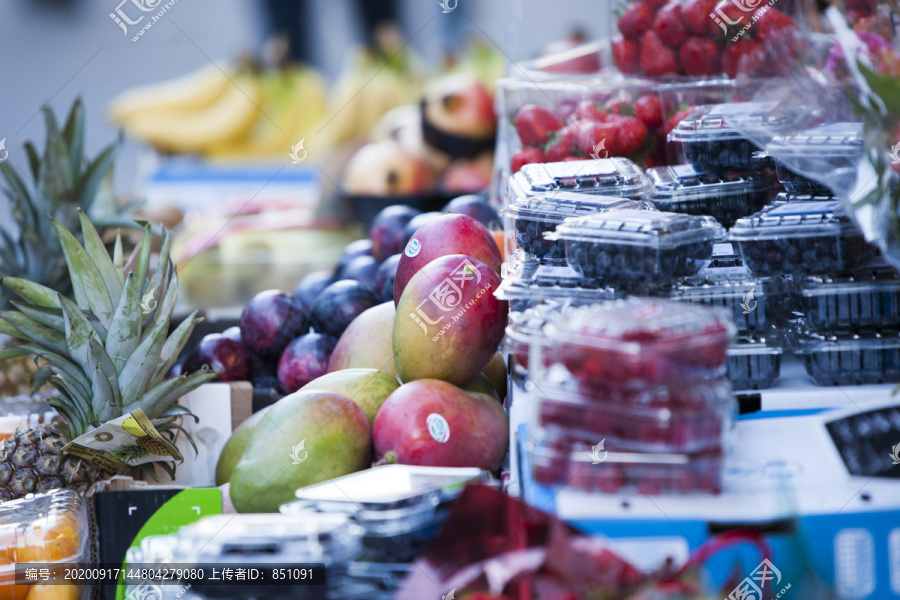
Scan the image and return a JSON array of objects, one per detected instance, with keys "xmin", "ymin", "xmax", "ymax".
[
  {"xmin": 327, "ymin": 301, "xmax": 398, "ymax": 377},
  {"xmin": 301, "ymin": 368, "xmax": 399, "ymax": 427},
  {"xmin": 215, "ymin": 406, "xmax": 272, "ymax": 486}
]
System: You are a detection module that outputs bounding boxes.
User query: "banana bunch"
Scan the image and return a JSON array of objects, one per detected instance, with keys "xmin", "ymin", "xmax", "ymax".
[
  {"xmin": 315, "ymin": 48, "xmax": 422, "ymax": 152},
  {"xmin": 109, "ymin": 63, "xmax": 327, "ymax": 160}
]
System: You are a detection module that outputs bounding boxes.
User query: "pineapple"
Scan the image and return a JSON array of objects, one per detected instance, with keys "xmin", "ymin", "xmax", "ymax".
[
  {"xmin": 0, "ymin": 99, "xmax": 125, "ymax": 397},
  {"xmin": 0, "ymin": 213, "xmax": 216, "ymax": 500}
]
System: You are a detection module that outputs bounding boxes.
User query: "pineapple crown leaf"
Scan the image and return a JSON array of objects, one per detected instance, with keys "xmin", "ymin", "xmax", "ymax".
[{"xmin": 0, "ymin": 218, "xmax": 207, "ymax": 440}]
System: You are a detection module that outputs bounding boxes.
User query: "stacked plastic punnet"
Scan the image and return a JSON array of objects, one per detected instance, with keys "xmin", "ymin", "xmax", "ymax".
[{"xmin": 527, "ymin": 298, "xmax": 736, "ymax": 495}]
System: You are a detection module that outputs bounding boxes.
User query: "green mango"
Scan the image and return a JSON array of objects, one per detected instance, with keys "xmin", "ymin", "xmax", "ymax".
[
  {"xmin": 215, "ymin": 406, "xmax": 272, "ymax": 486},
  {"xmin": 301, "ymin": 368, "xmax": 399, "ymax": 427}
]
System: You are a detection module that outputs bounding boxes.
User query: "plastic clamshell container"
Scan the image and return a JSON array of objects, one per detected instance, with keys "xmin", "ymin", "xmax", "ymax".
[
  {"xmin": 496, "ymin": 260, "xmax": 627, "ymax": 313},
  {"xmin": 1, "ymin": 489, "xmax": 89, "ymax": 598},
  {"xmin": 667, "ymin": 274, "xmax": 777, "ymax": 333},
  {"xmin": 509, "ymin": 158, "xmax": 650, "ymax": 200},
  {"xmin": 726, "ymin": 336, "xmax": 783, "ymax": 390},
  {"xmin": 772, "ymin": 191, "xmax": 839, "ymax": 204},
  {"xmin": 282, "ymin": 465, "xmax": 486, "ymax": 561},
  {"xmin": 766, "ymin": 122, "xmax": 864, "ymax": 193},
  {"xmin": 645, "ymin": 164, "xmax": 770, "ymax": 227},
  {"xmin": 544, "ymin": 298, "xmax": 735, "ymax": 386},
  {"xmin": 667, "ymin": 102, "xmax": 778, "ymax": 172},
  {"xmin": 796, "ymin": 268, "xmax": 900, "ymax": 333},
  {"xmin": 529, "ymin": 431, "xmax": 723, "ymax": 495},
  {"xmin": 537, "ymin": 379, "xmax": 733, "ymax": 453},
  {"xmin": 797, "ymin": 333, "xmax": 900, "ymax": 386},
  {"xmin": 547, "ymin": 209, "xmax": 726, "ymax": 284},
  {"xmin": 503, "ymin": 191, "xmax": 655, "ymax": 259},
  {"xmin": 729, "ymin": 200, "xmax": 875, "ymax": 276}
]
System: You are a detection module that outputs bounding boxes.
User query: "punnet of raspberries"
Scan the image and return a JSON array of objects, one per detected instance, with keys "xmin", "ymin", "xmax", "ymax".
[
  {"xmin": 510, "ymin": 95, "xmax": 698, "ymax": 172},
  {"xmin": 612, "ymin": 0, "xmax": 797, "ymax": 78}
]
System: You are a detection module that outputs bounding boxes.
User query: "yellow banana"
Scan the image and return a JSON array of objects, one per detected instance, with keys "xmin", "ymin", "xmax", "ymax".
[
  {"xmin": 123, "ymin": 74, "xmax": 263, "ymax": 154},
  {"xmin": 109, "ymin": 63, "xmax": 232, "ymax": 124}
]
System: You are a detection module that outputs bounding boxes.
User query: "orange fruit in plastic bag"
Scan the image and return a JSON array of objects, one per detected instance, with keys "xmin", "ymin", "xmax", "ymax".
[
  {"xmin": 15, "ymin": 519, "xmax": 79, "ymax": 563},
  {"xmin": 25, "ymin": 584, "xmax": 78, "ymax": 600},
  {"xmin": 0, "ymin": 557, "xmax": 30, "ymax": 600}
]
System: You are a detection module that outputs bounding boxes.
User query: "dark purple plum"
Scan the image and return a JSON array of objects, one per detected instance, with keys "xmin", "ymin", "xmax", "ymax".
[
  {"xmin": 277, "ymin": 332, "xmax": 339, "ymax": 393},
  {"xmin": 402, "ymin": 212, "xmax": 441, "ymax": 247},
  {"xmin": 442, "ymin": 194, "xmax": 500, "ymax": 229},
  {"xmin": 240, "ymin": 290, "xmax": 309, "ymax": 359},
  {"xmin": 336, "ymin": 255, "xmax": 380, "ymax": 291},
  {"xmin": 309, "ymin": 280, "xmax": 380, "ymax": 338},
  {"xmin": 374, "ymin": 254, "xmax": 401, "ymax": 303},
  {"xmin": 369, "ymin": 205, "xmax": 421, "ymax": 261},
  {"xmin": 183, "ymin": 334, "xmax": 253, "ymax": 382},
  {"xmin": 333, "ymin": 239, "xmax": 375, "ymax": 278},
  {"xmin": 222, "ymin": 326, "xmax": 243, "ymax": 343},
  {"xmin": 293, "ymin": 270, "xmax": 334, "ymax": 312}
]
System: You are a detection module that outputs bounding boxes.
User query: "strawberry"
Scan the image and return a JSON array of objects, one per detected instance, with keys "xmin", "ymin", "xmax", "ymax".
[
  {"xmin": 545, "ymin": 123, "xmax": 581, "ymax": 162},
  {"xmin": 653, "ymin": 3, "xmax": 689, "ymax": 48},
  {"xmin": 640, "ymin": 30, "xmax": 680, "ymax": 76},
  {"xmin": 754, "ymin": 7, "xmax": 795, "ymax": 41},
  {"xmin": 645, "ymin": 0, "xmax": 669, "ymax": 9},
  {"xmin": 514, "ymin": 105, "xmax": 563, "ymax": 146},
  {"xmin": 612, "ymin": 36, "xmax": 640, "ymax": 74},
  {"xmin": 735, "ymin": 39, "xmax": 771, "ymax": 76},
  {"xmin": 577, "ymin": 121, "xmax": 619, "ymax": 157},
  {"xmin": 571, "ymin": 100, "xmax": 608, "ymax": 122},
  {"xmin": 679, "ymin": 36, "xmax": 721, "ymax": 75},
  {"xmin": 510, "ymin": 147, "xmax": 545, "ymax": 173},
  {"xmin": 607, "ymin": 115, "xmax": 648, "ymax": 156},
  {"xmin": 722, "ymin": 38, "xmax": 759, "ymax": 78},
  {"xmin": 708, "ymin": 0, "xmax": 747, "ymax": 40},
  {"xmin": 664, "ymin": 107, "xmax": 695, "ymax": 135},
  {"xmin": 604, "ymin": 95, "xmax": 633, "ymax": 115},
  {"xmin": 634, "ymin": 94, "xmax": 663, "ymax": 128},
  {"xmin": 617, "ymin": 2, "xmax": 655, "ymax": 38},
  {"xmin": 681, "ymin": 0, "xmax": 717, "ymax": 34}
]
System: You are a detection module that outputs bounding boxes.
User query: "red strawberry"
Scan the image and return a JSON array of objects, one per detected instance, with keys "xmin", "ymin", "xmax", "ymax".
[
  {"xmin": 514, "ymin": 105, "xmax": 563, "ymax": 146},
  {"xmin": 640, "ymin": 30, "xmax": 680, "ymax": 76},
  {"xmin": 645, "ymin": 0, "xmax": 669, "ymax": 9},
  {"xmin": 571, "ymin": 100, "xmax": 608, "ymax": 122},
  {"xmin": 604, "ymin": 96, "xmax": 633, "ymax": 115},
  {"xmin": 664, "ymin": 107, "xmax": 695, "ymax": 135},
  {"xmin": 634, "ymin": 94, "xmax": 663, "ymax": 128},
  {"xmin": 653, "ymin": 3, "xmax": 689, "ymax": 48},
  {"xmin": 754, "ymin": 7, "xmax": 795, "ymax": 41},
  {"xmin": 612, "ymin": 37, "xmax": 640, "ymax": 74},
  {"xmin": 510, "ymin": 147, "xmax": 545, "ymax": 173},
  {"xmin": 608, "ymin": 115, "xmax": 648, "ymax": 156},
  {"xmin": 722, "ymin": 38, "xmax": 759, "ymax": 78},
  {"xmin": 618, "ymin": 2, "xmax": 655, "ymax": 38},
  {"xmin": 708, "ymin": 0, "xmax": 747, "ymax": 40},
  {"xmin": 681, "ymin": 0, "xmax": 717, "ymax": 34},
  {"xmin": 577, "ymin": 121, "xmax": 619, "ymax": 157},
  {"xmin": 679, "ymin": 36, "xmax": 721, "ymax": 75},
  {"xmin": 545, "ymin": 123, "xmax": 581, "ymax": 162},
  {"xmin": 735, "ymin": 40, "xmax": 772, "ymax": 76}
]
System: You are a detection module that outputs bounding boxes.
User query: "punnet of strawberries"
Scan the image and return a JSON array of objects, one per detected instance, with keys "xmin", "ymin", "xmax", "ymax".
[{"xmin": 612, "ymin": 0, "xmax": 799, "ymax": 78}]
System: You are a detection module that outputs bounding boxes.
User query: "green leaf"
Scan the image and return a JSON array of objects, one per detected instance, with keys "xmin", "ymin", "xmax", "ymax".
[
  {"xmin": 133, "ymin": 224, "xmax": 153, "ymax": 289},
  {"xmin": 0, "ymin": 317, "xmax": 22, "ymax": 339},
  {"xmin": 144, "ymin": 231, "xmax": 171, "ymax": 318},
  {"xmin": 23, "ymin": 142, "xmax": 41, "ymax": 181},
  {"xmin": 78, "ymin": 211, "xmax": 122, "ymax": 301},
  {"xmin": 42, "ymin": 105, "xmax": 75, "ymax": 198},
  {"xmin": 118, "ymin": 318, "xmax": 168, "ymax": 408},
  {"xmin": 51, "ymin": 217, "xmax": 114, "ymax": 324},
  {"xmin": 49, "ymin": 393, "xmax": 86, "ymax": 438},
  {"xmin": 113, "ymin": 232, "xmax": 124, "ymax": 269},
  {"xmin": 135, "ymin": 463, "xmax": 161, "ymax": 482},
  {"xmin": 0, "ymin": 277, "xmax": 61, "ymax": 308},
  {"xmin": 0, "ymin": 162, "xmax": 34, "ymax": 222},
  {"xmin": 63, "ymin": 99, "xmax": 85, "ymax": 175},
  {"xmin": 58, "ymin": 295, "xmax": 98, "ymax": 374},
  {"xmin": 161, "ymin": 422, "xmax": 198, "ymax": 456},
  {"xmin": 0, "ymin": 311, "xmax": 66, "ymax": 354},
  {"xmin": 90, "ymin": 362, "xmax": 117, "ymax": 425},
  {"xmin": 858, "ymin": 62, "xmax": 900, "ymax": 116},
  {"xmin": 88, "ymin": 336, "xmax": 121, "ymax": 408},
  {"xmin": 29, "ymin": 347, "xmax": 93, "ymax": 403},
  {"xmin": 126, "ymin": 367, "xmax": 215, "ymax": 417},
  {"xmin": 77, "ymin": 145, "xmax": 118, "ymax": 213},
  {"xmin": 105, "ymin": 272, "xmax": 142, "ymax": 374},
  {"xmin": 29, "ymin": 364, "xmax": 55, "ymax": 393},
  {"xmin": 152, "ymin": 312, "xmax": 199, "ymax": 386},
  {"xmin": 10, "ymin": 302, "xmax": 64, "ymax": 332},
  {"xmin": 149, "ymin": 272, "xmax": 178, "ymax": 331}
]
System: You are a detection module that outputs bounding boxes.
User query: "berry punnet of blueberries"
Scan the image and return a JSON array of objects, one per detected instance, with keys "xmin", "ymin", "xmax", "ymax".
[
  {"xmin": 798, "ymin": 332, "xmax": 900, "ymax": 386},
  {"xmin": 725, "ymin": 336, "xmax": 783, "ymax": 391},
  {"xmin": 546, "ymin": 209, "xmax": 725, "ymax": 286},
  {"xmin": 510, "ymin": 157, "xmax": 650, "ymax": 200},
  {"xmin": 729, "ymin": 200, "xmax": 876, "ymax": 277},
  {"xmin": 797, "ymin": 268, "xmax": 900, "ymax": 334}
]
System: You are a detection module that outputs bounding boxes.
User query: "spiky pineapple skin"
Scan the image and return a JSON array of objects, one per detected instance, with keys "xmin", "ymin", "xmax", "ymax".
[
  {"xmin": 0, "ymin": 425, "xmax": 104, "ymax": 501},
  {"xmin": 135, "ymin": 435, "xmax": 169, "ymax": 457}
]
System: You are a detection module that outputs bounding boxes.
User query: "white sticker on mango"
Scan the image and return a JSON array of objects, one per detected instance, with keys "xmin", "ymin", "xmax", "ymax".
[
  {"xmin": 426, "ymin": 413, "xmax": 450, "ymax": 443},
  {"xmin": 405, "ymin": 238, "xmax": 421, "ymax": 257}
]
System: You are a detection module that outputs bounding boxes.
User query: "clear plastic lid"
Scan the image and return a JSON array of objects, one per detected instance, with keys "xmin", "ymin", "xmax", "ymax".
[
  {"xmin": 510, "ymin": 158, "xmax": 649, "ymax": 199},
  {"xmin": 668, "ymin": 101, "xmax": 782, "ymax": 143},
  {"xmin": 169, "ymin": 513, "xmax": 362, "ymax": 564},
  {"xmin": 503, "ymin": 299, "xmax": 573, "ymax": 355},
  {"xmin": 799, "ymin": 267, "xmax": 900, "ymax": 297},
  {"xmin": 545, "ymin": 298, "xmax": 734, "ymax": 357},
  {"xmin": 766, "ymin": 122, "xmax": 864, "ymax": 157},
  {"xmin": 0, "ymin": 489, "xmax": 88, "ymax": 565},
  {"xmin": 772, "ymin": 191, "xmax": 837, "ymax": 203},
  {"xmin": 728, "ymin": 335, "xmax": 784, "ymax": 358},
  {"xmin": 502, "ymin": 192, "xmax": 654, "ymax": 225},
  {"xmin": 646, "ymin": 164, "xmax": 767, "ymax": 203},
  {"xmin": 729, "ymin": 200, "xmax": 860, "ymax": 241},
  {"xmin": 670, "ymin": 275, "xmax": 765, "ymax": 302},
  {"xmin": 546, "ymin": 209, "xmax": 725, "ymax": 249},
  {"xmin": 495, "ymin": 262, "xmax": 626, "ymax": 305}
]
